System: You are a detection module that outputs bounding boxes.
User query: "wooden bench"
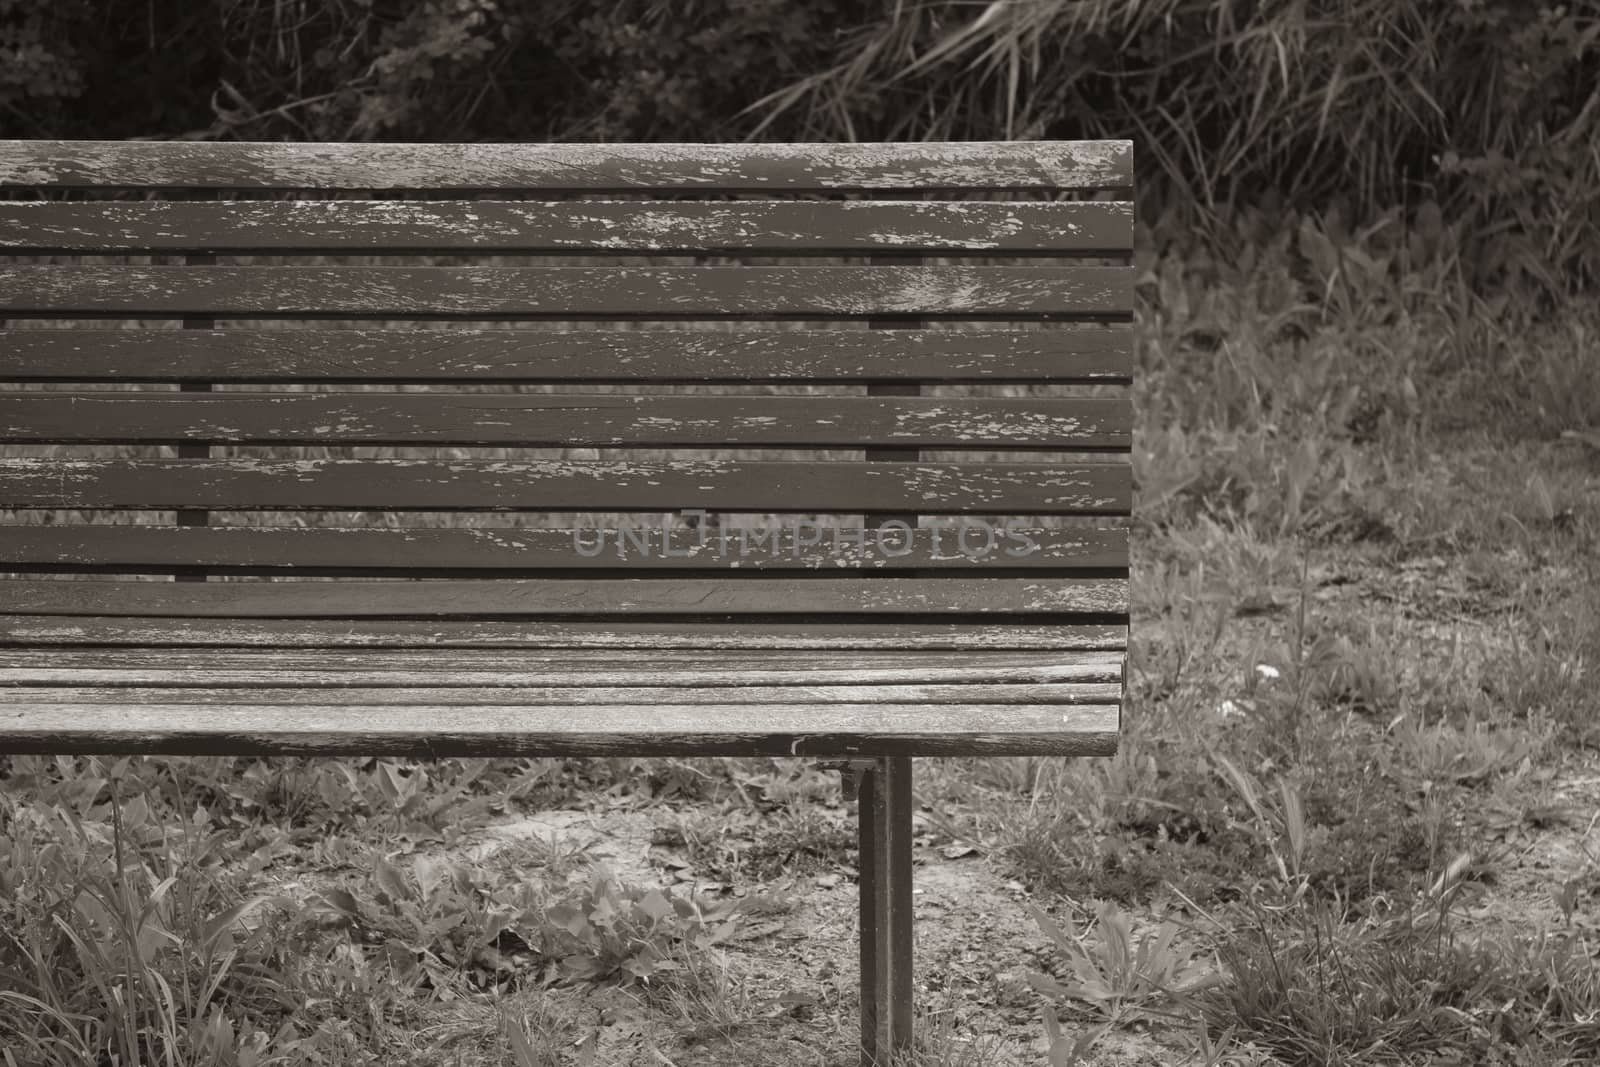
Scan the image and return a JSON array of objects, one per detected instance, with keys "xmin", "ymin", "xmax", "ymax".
[{"xmin": 0, "ymin": 139, "xmax": 1132, "ymax": 1064}]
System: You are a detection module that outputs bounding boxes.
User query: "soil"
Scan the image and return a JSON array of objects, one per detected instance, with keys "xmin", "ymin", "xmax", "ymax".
[{"xmin": 389, "ymin": 792, "xmax": 1206, "ymax": 1065}]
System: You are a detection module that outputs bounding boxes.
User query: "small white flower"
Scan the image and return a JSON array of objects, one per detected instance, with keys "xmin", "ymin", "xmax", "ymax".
[
  {"xmin": 1217, "ymin": 700, "xmax": 1245, "ymax": 719},
  {"xmin": 1255, "ymin": 664, "xmax": 1281, "ymax": 681}
]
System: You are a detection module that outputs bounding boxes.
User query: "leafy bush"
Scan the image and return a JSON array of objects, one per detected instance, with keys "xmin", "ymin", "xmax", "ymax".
[{"xmin": 0, "ymin": 0, "xmax": 89, "ymax": 109}]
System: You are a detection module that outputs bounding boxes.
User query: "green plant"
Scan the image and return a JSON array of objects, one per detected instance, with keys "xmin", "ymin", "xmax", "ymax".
[
  {"xmin": 1040, "ymin": 1015, "xmax": 1105, "ymax": 1067},
  {"xmin": 1211, "ymin": 757, "xmax": 1309, "ymax": 899},
  {"xmin": 1207, "ymin": 894, "xmax": 1600, "ymax": 1064},
  {"xmin": 0, "ymin": 782, "xmax": 304, "ymax": 1066},
  {"xmin": 1179, "ymin": 1022, "xmax": 1276, "ymax": 1067},
  {"xmin": 750, "ymin": 0, "xmax": 1599, "ymax": 300},
  {"xmin": 0, "ymin": 0, "xmax": 90, "ymax": 110},
  {"xmin": 1392, "ymin": 714, "xmax": 1546, "ymax": 790},
  {"xmin": 1028, "ymin": 902, "xmax": 1221, "ymax": 1024},
  {"xmin": 538, "ymin": 866, "xmax": 739, "ymax": 992}
]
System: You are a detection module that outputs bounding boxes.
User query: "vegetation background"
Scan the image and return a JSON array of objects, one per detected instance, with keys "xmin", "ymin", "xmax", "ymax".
[
  {"xmin": 2, "ymin": 1, "xmax": 1599, "ymax": 1064},
  {"xmin": 6, "ymin": 0, "xmax": 1598, "ymax": 295}
]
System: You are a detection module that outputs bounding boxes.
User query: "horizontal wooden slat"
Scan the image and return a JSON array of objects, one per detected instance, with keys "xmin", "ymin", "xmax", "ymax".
[
  {"xmin": 0, "ymin": 327, "xmax": 1133, "ymax": 384},
  {"xmin": 0, "ymin": 200, "xmax": 1134, "ymax": 255},
  {"xmin": 0, "ymin": 266, "xmax": 1132, "ymax": 319},
  {"xmin": 0, "ymin": 617, "xmax": 1129, "ymax": 649},
  {"xmin": 0, "ymin": 393, "xmax": 1129, "ymax": 449},
  {"xmin": 0, "ymin": 458, "xmax": 1130, "ymax": 513},
  {"xmin": 0, "ymin": 683, "xmax": 1122, "ymax": 704},
  {"xmin": 0, "ymin": 647, "xmax": 1123, "ymax": 683},
  {"xmin": 0, "ymin": 577, "xmax": 1129, "ymax": 617},
  {"xmin": 0, "ymin": 701, "xmax": 1121, "ymax": 757},
  {"xmin": 0, "ymin": 140, "xmax": 1133, "ymax": 191},
  {"xmin": 0, "ymin": 524, "xmax": 1129, "ymax": 571}
]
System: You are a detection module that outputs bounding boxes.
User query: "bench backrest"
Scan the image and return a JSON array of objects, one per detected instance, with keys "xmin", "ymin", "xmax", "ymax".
[{"xmin": 0, "ymin": 140, "xmax": 1131, "ymax": 678}]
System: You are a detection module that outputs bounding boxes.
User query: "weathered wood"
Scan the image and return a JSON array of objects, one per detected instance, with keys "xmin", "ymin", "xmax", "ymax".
[
  {"xmin": 0, "ymin": 646, "xmax": 1122, "ymax": 671},
  {"xmin": 865, "ymin": 250, "xmax": 927, "ymax": 547},
  {"xmin": 0, "ymin": 458, "xmax": 1132, "ymax": 514},
  {"xmin": 0, "ymin": 577, "xmax": 1130, "ymax": 617},
  {"xmin": 176, "ymin": 251, "xmax": 214, "ymax": 581},
  {"xmin": 0, "ymin": 617, "xmax": 1130, "ymax": 649},
  {"xmin": 0, "ymin": 200, "xmax": 1134, "ymax": 255},
  {"xmin": 0, "ymin": 683, "xmax": 1123, "ymax": 705},
  {"xmin": 0, "ymin": 524, "xmax": 1129, "ymax": 572},
  {"xmin": 0, "ymin": 266, "xmax": 1132, "ymax": 319},
  {"xmin": 0, "ymin": 327, "xmax": 1133, "ymax": 384},
  {"xmin": 0, "ymin": 392, "xmax": 1130, "ymax": 450},
  {"xmin": 0, "ymin": 701, "xmax": 1122, "ymax": 757},
  {"xmin": 0, "ymin": 646, "xmax": 1124, "ymax": 683},
  {"xmin": 0, "ymin": 140, "xmax": 1133, "ymax": 191},
  {"xmin": 0, "ymin": 137, "xmax": 1134, "ymax": 1060}
]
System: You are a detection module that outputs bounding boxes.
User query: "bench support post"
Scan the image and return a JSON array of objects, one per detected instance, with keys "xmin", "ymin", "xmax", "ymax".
[{"xmin": 858, "ymin": 755, "xmax": 914, "ymax": 1065}]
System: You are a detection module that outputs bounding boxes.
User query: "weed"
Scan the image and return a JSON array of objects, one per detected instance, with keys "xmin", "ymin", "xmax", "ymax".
[
  {"xmin": 656, "ymin": 940, "xmax": 755, "ymax": 1049},
  {"xmin": 1392, "ymin": 714, "xmax": 1547, "ymax": 791},
  {"xmin": 1180, "ymin": 1022, "xmax": 1277, "ymax": 1067},
  {"xmin": 1207, "ymin": 894, "xmax": 1600, "ymax": 1064},
  {"xmin": 0, "ymin": 785, "xmax": 306, "ymax": 1066},
  {"xmin": 536, "ymin": 865, "xmax": 739, "ymax": 996},
  {"xmin": 1040, "ymin": 1015, "xmax": 1105, "ymax": 1067},
  {"xmin": 1211, "ymin": 757, "xmax": 1309, "ymax": 899},
  {"xmin": 1028, "ymin": 902, "xmax": 1222, "ymax": 1025},
  {"xmin": 667, "ymin": 806, "xmax": 854, "ymax": 885}
]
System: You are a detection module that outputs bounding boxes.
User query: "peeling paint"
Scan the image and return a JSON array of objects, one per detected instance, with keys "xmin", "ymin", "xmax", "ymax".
[{"xmin": 1, "ymin": 140, "xmax": 1132, "ymax": 192}]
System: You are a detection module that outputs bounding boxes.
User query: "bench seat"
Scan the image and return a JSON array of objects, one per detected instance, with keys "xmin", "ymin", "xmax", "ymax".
[{"xmin": 0, "ymin": 643, "xmax": 1122, "ymax": 757}]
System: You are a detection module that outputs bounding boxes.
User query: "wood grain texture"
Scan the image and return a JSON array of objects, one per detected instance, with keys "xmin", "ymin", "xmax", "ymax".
[
  {"xmin": 0, "ymin": 138, "xmax": 1134, "ymax": 763},
  {"xmin": 0, "ymin": 646, "xmax": 1124, "ymax": 682},
  {"xmin": 0, "ymin": 327, "xmax": 1134, "ymax": 384},
  {"xmin": 0, "ymin": 457, "xmax": 1132, "ymax": 514},
  {"xmin": 0, "ymin": 616, "xmax": 1130, "ymax": 649},
  {"xmin": 0, "ymin": 200, "xmax": 1134, "ymax": 255},
  {"xmin": 0, "ymin": 392, "xmax": 1130, "ymax": 449},
  {"xmin": 0, "ymin": 524, "xmax": 1129, "ymax": 572},
  {"xmin": 0, "ymin": 701, "xmax": 1122, "ymax": 757},
  {"xmin": 0, "ymin": 682, "xmax": 1124, "ymax": 704},
  {"xmin": 176, "ymin": 251, "xmax": 214, "ymax": 564},
  {"xmin": 0, "ymin": 266, "xmax": 1132, "ymax": 319},
  {"xmin": 0, "ymin": 140, "xmax": 1133, "ymax": 191},
  {"xmin": 0, "ymin": 577, "xmax": 1130, "ymax": 617}
]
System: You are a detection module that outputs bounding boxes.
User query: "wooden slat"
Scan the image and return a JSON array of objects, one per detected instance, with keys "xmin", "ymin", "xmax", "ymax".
[
  {"xmin": 0, "ymin": 701, "xmax": 1122, "ymax": 757},
  {"xmin": 0, "ymin": 266, "xmax": 1131, "ymax": 319},
  {"xmin": 0, "ymin": 393, "xmax": 1130, "ymax": 449},
  {"xmin": 0, "ymin": 683, "xmax": 1122, "ymax": 704},
  {"xmin": 0, "ymin": 646, "xmax": 1124, "ymax": 683},
  {"xmin": 0, "ymin": 577, "xmax": 1129, "ymax": 617},
  {"xmin": 0, "ymin": 200, "xmax": 1134, "ymax": 255},
  {"xmin": 0, "ymin": 140, "xmax": 1133, "ymax": 191},
  {"xmin": 0, "ymin": 524, "xmax": 1129, "ymax": 571},
  {"xmin": 0, "ymin": 458, "xmax": 1131, "ymax": 514},
  {"xmin": 0, "ymin": 617, "xmax": 1130, "ymax": 649},
  {"xmin": 0, "ymin": 327, "xmax": 1133, "ymax": 384}
]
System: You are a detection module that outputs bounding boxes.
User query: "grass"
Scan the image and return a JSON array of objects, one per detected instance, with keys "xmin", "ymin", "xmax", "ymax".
[{"xmin": 986, "ymin": 209, "xmax": 1597, "ymax": 1062}]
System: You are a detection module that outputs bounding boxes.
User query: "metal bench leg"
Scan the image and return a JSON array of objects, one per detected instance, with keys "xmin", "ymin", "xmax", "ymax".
[{"xmin": 858, "ymin": 755, "xmax": 914, "ymax": 1065}]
